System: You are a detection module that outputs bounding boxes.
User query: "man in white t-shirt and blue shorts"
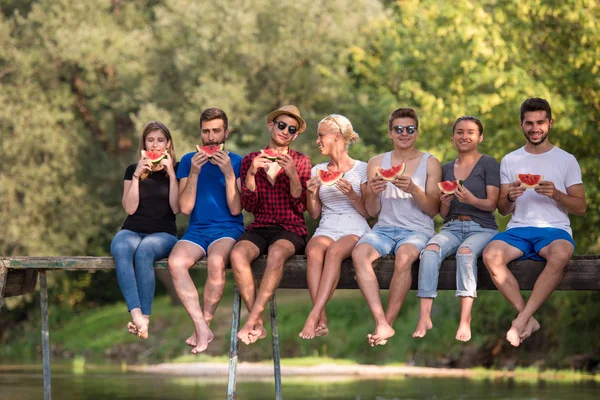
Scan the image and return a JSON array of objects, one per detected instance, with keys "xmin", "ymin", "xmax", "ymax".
[{"xmin": 483, "ymin": 98, "xmax": 587, "ymax": 347}]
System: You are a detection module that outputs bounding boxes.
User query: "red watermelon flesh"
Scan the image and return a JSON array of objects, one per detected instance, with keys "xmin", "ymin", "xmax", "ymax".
[
  {"xmin": 141, "ymin": 150, "xmax": 167, "ymax": 164},
  {"xmin": 260, "ymin": 148, "xmax": 288, "ymax": 161},
  {"xmin": 196, "ymin": 143, "xmax": 224, "ymax": 157},
  {"xmin": 377, "ymin": 163, "xmax": 406, "ymax": 181},
  {"xmin": 317, "ymin": 169, "xmax": 344, "ymax": 186},
  {"xmin": 516, "ymin": 174, "xmax": 543, "ymax": 188},
  {"xmin": 438, "ymin": 180, "xmax": 460, "ymax": 194}
]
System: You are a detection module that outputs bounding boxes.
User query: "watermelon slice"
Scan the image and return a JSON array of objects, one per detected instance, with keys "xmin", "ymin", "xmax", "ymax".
[
  {"xmin": 376, "ymin": 162, "xmax": 406, "ymax": 181},
  {"xmin": 438, "ymin": 180, "xmax": 460, "ymax": 194},
  {"xmin": 141, "ymin": 150, "xmax": 167, "ymax": 164},
  {"xmin": 196, "ymin": 143, "xmax": 224, "ymax": 157},
  {"xmin": 317, "ymin": 169, "xmax": 344, "ymax": 186},
  {"xmin": 516, "ymin": 173, "xmax": 543, "ymax": 188},
  {"xmin": 260, "ymin": 148, "xmax": 288, "ymax": 161}
]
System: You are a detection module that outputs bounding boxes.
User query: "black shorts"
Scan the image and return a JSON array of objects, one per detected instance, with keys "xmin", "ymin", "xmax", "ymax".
[{"xmin": 237, "ymin": 226, "xmax": 307, "ymax": 256}]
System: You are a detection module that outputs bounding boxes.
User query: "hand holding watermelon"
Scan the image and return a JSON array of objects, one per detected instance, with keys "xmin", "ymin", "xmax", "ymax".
[
  {"xmin": 440, "ymin": 192, "xmax": 454, "ymax": 206},
  {"xmin": 534, "ymin": 180, "xmax": 558, "ymax": 199},
  {"xmin": 507, "ymin": 181, "xmax": 526, "ymax": 202},
  {"xmin": 306, "ymin": 176, "xmax": 321, "ymax": 195},
  {"xmin": 368, "ymin": 174, "xmax": 388, "ymax": 194},
  {"xmin": 190, "ymin": 151, "xmax": 210, "ymax": 174},
  {"xmin": 454, "ymin": 182, "xmax": 475, "ymax": 205},
  {"xmin": 276, "ymin": 153, "xmax": 297, "ymax": 178},
  {"xmin": 209, "ymin": 150, "xmax": 235, "ymax": 178},
  {"xmin": 391, "ymin": 175, "xmax": 415, "ymax": 194},
  {"xmin": 336, "ymin": 178, "xmax": 360, "ymax": 200}
]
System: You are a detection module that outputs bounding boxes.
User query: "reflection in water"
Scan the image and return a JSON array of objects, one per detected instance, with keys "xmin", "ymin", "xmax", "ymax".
[{"xmin": 0, "ymin": 365, "xmax": 598, "ymax": 400}]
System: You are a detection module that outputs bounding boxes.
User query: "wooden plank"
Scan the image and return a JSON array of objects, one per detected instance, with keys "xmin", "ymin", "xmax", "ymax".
[
  {"xmin": 0, "ymin": 266, "xmax": 7, "ymax": 312},
  {"xmin": 1, "ymin": 255, "xmax": 599, "ymax": 291},
  {"xmin": 251, "ymin": 255, "xmax": 600, "ymax": 291},
  {"xmin": 3, "ymin": 270, "xmax": 39, "ymax": 297}
]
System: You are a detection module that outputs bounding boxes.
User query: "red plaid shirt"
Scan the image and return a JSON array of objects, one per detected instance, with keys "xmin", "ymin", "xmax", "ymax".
[{"xmin": 240, "ymin": 148, "xmax": 311, "ymax": 236}]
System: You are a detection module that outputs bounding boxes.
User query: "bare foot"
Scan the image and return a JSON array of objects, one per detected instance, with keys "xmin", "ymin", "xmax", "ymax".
[
  {"xmin": 519, "ymin": 317, "xmax": 540, "ymax": 343},
  {"xmin": 191, "ymin": 328, "xmax": 214, "ymax": 354},
  {"xmin": 186, "ymin": 331, "xmax": 196, "ymax": 347},
  {"xmin": 127, "ymin": 322, "xmax": 138, "ymax": 335},
  {"xmin": 238, "ymin": 322, "xmax": 258, "ymax": 345},
  {"xmin": 367, "ymin": 323, "xmax": 395, "ymax": 346},
  {"xmin": 315, "ymin": 324, "xmax": 329, "ymax": 337},
  {"xmin": 299, "ymin": 315, "xmax": 318, "ymax": 340},
  {"xmin": 506, "ymin": 318, "xmax": 528, "ymax": 347},
  {"xmin": 455, "ymin": 320, "xmax": 471, "ymax": 342},
  {"xmin": 412, "ymin": 318, "xmax": 433, "ymax": 338},
  {"xmin": 131, "ymin": 315, "xmax": 149, "ymax": 340},
  {"xmin": 248, "ymin": 325, "xmax": 268, "ymax": 344}
]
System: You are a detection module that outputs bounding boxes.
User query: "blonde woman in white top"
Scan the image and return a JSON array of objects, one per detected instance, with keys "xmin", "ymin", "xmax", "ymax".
[{"xmin": 299, "ymin": 115, "xmax": 371, "ymax": 340}]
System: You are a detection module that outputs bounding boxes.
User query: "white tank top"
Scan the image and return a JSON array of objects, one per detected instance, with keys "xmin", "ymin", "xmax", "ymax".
[{"xmin": 375, "ymin": 151, "xmax": 435, "ymax": 236}]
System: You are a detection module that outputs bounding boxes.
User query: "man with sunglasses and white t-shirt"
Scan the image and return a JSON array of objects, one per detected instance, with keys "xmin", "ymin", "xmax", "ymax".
[
  {"xmin": 352, "ymin": 107, "xmax": 442, "ymax": 347},
  {"xmin": 230, "ymin": 105, "xmax": 312, "ymax": 345}
]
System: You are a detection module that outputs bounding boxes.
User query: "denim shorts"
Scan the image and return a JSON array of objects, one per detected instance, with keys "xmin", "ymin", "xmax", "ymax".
[
  {"xmin": 180, "ymin": 225, "xmax": 244, "ymax": 255},
  {"xmin": 356, "ymin": 225, "xmax": 432, "ymax": 256},
  {"xmin": 489, "ymin": 227, "xmax": 575, "ymax": 261}
]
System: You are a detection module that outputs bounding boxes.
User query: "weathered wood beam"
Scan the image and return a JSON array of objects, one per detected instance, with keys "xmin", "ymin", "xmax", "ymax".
[{"xmin": 1, "ymin": 255, "xmax": 599, "ymax": 293}]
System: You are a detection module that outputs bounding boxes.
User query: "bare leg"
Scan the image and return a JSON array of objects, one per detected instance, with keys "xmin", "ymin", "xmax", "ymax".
[
  {"xmin": 300, "ymin": 236, "xmax": 333, "ymax": 339},
  {"xmin": 230, "ymin": 240, "xmax": 263, "ymax": 345},
  {"xmin": 506, "ymin": 240, "xmax": 572, "ymax": 346},
  {"xmin": 483, "ymin": 240, "xmax": 538, "ymax": 347},
  {"xmin": 237, "ymin": 240, "xmax": 295, "ymax": 345},
  {"xmin": 413, "ymin": 243, "xmax": 440, "ymax": 338},
  {"xmin": 385, "ymin": 244, "xmax": 420, "ymax": 327},
  {"xmin": 202, "ymin": 238, "xmax": 236, "ymax": 326},
  {"xmin": 168, "ymin": 242, "xmax": 213, "ymax": 353},
  {"xmin": 455, "ymin": 246, "xmax": 476, "ymax": 342},
  {"xmin": 412, "ymin": 298, "xmax": 433, "ymax": 338},
  {"xmin": 456, "ymin": 296, "xmax": 474, "ymax": 342},
  {"xmin": 300, "ymin": 235, "xmax": 358, "ymax": 339},
  {"xmin": 352, "ymin": 243, "xmax": 395, "ymax": 346}
]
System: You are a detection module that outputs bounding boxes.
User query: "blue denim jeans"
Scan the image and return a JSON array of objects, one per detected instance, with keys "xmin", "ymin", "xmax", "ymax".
[
  {"xmin": 417, "ymin": 220, "xmax": 497, "ymax": 298},
  {"xmin": 110, "ymin": 229, "xmax": 178, "ymax": 315}
]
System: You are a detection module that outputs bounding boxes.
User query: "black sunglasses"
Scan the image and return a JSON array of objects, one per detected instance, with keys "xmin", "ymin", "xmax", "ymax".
[
  {"xmin": 392, "ymin": 125, "xmax": 417, "ymax": 135},
  {"xmin": 273, "ymin": 120, "xmax": 298, "ymax": 135}
]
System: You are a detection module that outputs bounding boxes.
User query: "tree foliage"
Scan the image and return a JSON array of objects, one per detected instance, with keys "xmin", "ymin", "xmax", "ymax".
[{"xmin": 0, "ymin": 0, "xmax": 598, "ymax": 367}]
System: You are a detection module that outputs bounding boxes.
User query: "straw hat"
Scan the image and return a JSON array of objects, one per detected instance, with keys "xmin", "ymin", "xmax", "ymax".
[{"xmin": 266, "ymin": 105, "xmax": 307, "ymax": 134}]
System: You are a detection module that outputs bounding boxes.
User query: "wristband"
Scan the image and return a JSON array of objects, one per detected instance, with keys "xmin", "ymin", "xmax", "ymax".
[
  {"xmin": 132, "ymin": 174, "xmax": 140, "ymax": 180},
  {"xmin": 507, "ymin": 194, "xmax": 515, "ymax": 203}
]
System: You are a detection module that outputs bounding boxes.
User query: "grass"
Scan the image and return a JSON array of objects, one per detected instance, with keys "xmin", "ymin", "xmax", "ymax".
[{"xmin": 3, "ymin": 271, "xmax": 599, "ymax": 374}]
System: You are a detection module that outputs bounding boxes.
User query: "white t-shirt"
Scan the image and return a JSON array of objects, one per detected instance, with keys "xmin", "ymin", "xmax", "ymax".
[
  {"xmin": 500, "ymin": 146, "xmax": 582, "ymax": 235},
  {"xmin": 312, "ymin": 160, "xmax": 368, "ymax": 218}
]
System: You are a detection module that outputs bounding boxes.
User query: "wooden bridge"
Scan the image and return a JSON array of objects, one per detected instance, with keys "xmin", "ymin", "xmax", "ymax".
[{"xmin": 1, "ymin": 255, "xmax": 599, "ymax": 400}]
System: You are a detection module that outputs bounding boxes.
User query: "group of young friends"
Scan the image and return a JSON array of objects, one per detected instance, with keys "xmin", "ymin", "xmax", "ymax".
[{"xmin": 110, "ymin": 98, "xmax": 587, "ymax": 355}]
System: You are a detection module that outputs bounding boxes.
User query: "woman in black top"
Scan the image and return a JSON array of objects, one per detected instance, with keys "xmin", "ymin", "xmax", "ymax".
[{"xmin": 110, "ymin": 121, "xmax": 180, "ymax": 339}]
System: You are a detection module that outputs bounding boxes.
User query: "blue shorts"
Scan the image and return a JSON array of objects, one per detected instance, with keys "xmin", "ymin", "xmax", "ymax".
[
  {"xmin": 489, "ymin": 227, "xmax": 575, "ymax": 261},
  {"xmin": 356, "ymin": 225, "xmax": 432, "ymax": 256},
  {"xmin": 180, "ymin": 226, "xmax": 244, "ymax": 255}
]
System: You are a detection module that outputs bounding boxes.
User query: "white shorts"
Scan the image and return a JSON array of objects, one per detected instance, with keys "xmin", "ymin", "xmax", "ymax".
[{"xmin": 313, "ymin": 213, "xmax": 371, "ymax": 241}]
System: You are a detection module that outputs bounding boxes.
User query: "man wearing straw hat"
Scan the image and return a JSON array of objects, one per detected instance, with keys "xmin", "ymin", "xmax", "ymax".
[{"xmin": 230, "ymin": 105, "xmax": 312, "ymax": 345}]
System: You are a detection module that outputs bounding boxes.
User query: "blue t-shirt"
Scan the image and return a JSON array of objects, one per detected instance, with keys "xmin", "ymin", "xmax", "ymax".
[{"xmin": 177, "ymin": 151, "xmax": 244, "ymax": 230}]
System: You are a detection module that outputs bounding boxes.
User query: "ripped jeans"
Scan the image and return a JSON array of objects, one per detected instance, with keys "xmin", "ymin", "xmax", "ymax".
[{"xmin": 417, "ymin": 220, "xmax": 497, "ymax": 298}]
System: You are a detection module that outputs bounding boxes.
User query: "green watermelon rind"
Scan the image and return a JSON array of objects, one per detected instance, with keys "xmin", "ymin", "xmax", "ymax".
[
  {"xmin": 196, "ymin": 143, "xmax": 224, "ymax": 157},
  {"xmin": 141, "ymin": 150, "xmax": 167, "ymax": 164},
  {"xmin": 318, "ymin": 170, "xmax": 344, "ymax": 186},
  {"xmin": 438, "ymin": 180, "xmax": 460, "ymax": 194},
  {"xmin": 377, "ymin": 163, "xmax": 406, "ymax": 181},
  {"xmin": 516, "ymin": 173, "xmax": 543, "ymax": 189}
]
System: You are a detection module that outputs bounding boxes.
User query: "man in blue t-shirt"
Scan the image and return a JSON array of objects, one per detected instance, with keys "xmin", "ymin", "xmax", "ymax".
[{"xmin": 168, "ymin": 108, "xmax": 244, "ymax": 354}]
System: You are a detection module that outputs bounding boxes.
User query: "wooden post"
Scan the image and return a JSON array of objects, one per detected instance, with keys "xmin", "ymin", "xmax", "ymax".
[
  {"xmin": 0, "ymin": 266, "xmax": 7, "ymax": 313},
  {"xmin": 270, "ymin": 293, "xmax": 282, "ymax": 400},
  {"xmin": 40, "ymin": 270, "xmax": 52, "ymax": 400},
  {"xmin": 227, "ymin": 286, "xmax": 241, "ymax": 400}
]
